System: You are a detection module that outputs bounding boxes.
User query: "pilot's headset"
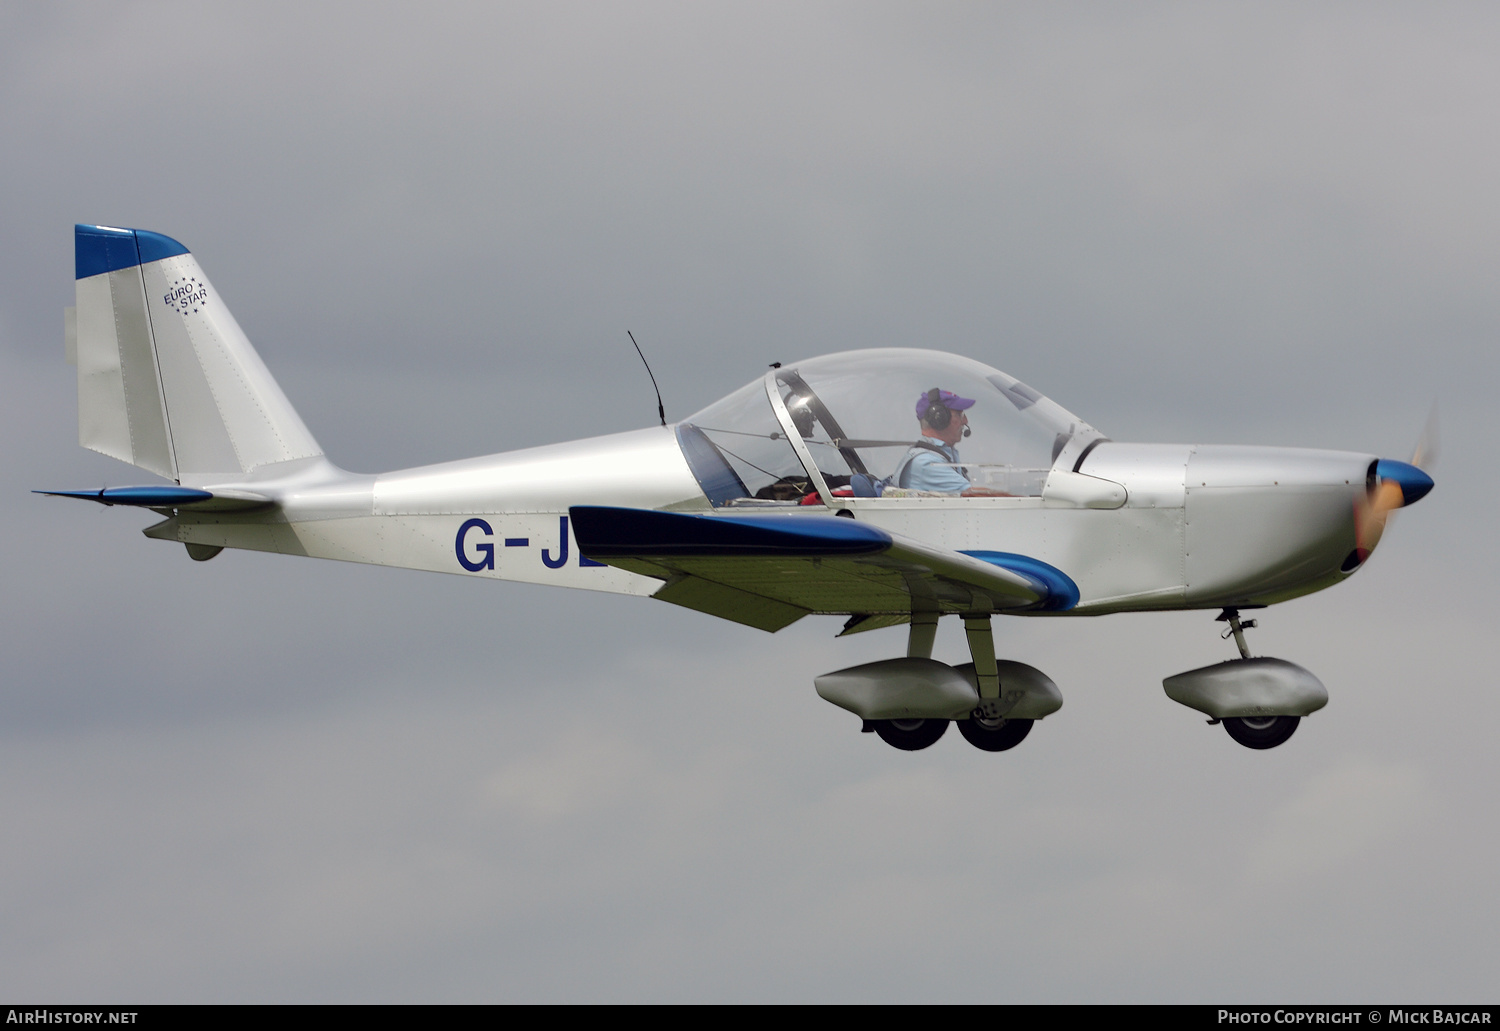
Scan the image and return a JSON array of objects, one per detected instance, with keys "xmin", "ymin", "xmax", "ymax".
[
  {"xmin": 922, "ymin": 388, "xmax": 971, "ymax": 437},
  {"xmin": 921, "ymin": 388, "xmax": 952, "ymax": 430}
]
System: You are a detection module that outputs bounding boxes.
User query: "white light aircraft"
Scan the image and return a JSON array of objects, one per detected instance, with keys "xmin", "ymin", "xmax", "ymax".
[{"xmin": 45, "ymin": 225, "xmax": 1435, "ymax": 752}]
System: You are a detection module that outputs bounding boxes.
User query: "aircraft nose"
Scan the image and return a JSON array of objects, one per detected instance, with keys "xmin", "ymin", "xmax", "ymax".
[{"xmin": 1374, "ymin": 459, "xmax": 1434, "ymax": 506}]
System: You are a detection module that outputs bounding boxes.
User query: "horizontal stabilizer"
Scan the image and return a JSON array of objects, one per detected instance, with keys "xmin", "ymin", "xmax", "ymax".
[
  {"xmin": 571, "ymin": 506, "xmax": 1073, "ymax": 630},
  {"xmin": 35, "ymin": 485, "xmax": 273, "ymax": 511}
]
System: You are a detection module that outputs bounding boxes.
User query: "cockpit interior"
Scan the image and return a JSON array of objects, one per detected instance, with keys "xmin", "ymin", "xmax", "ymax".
[{"xmin": 676, "ymin": 349, "xmax": 1104, "ymax": 505}]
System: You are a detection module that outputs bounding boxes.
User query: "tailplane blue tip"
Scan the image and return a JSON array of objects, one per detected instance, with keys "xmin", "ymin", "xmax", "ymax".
[{"xmin": 36, "ymin": 486, "xmax": 214, "ymax": 507}]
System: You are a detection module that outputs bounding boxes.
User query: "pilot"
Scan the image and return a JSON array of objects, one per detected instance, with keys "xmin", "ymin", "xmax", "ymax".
[{"xmin": 895, "ymin": 388, "xmax": 975, "ymax": 494}]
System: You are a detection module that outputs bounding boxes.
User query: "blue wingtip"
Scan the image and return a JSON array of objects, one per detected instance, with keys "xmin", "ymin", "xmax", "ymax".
[
  {"xmin": 960, "ymin": 551, "xmax": 1080, "ymax": 611},
  {"xmin": 1375, "ymin": 459, "xmax": 1434, "ymax": 506},
  {"xmin": 74, "ymin": 225, "xmax": 189, "ymax": 280}
]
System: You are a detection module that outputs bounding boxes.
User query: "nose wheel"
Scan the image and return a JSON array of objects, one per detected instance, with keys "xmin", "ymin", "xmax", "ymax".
[{"xmin": 1206, "ymin": 609, "xmax": 1305, "ymax": 750}]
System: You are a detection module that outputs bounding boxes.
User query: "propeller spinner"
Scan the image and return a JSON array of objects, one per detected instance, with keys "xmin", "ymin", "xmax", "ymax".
[{"xmin": 1352, "ymin": 457, "xmax": 1434, "ymax": 564}]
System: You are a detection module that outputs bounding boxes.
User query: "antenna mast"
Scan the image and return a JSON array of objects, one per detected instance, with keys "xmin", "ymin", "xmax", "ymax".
[{"xmin": 628, "ymin": 330, "xmax": 666, "ymax": 427}]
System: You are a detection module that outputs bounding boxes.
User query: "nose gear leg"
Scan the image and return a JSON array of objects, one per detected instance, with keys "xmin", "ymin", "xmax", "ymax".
[{"xmin": 1216, "ymin": 607, "xmax": 1258, "ymax": 660}]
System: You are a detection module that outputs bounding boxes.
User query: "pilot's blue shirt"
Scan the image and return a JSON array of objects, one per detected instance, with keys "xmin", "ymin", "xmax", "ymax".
[{"xmin": 898, "ymin": 442, "xmax": 969, "ymax": 493}]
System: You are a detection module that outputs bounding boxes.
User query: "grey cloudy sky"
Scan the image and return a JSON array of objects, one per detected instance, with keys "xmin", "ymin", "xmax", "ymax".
[{"xmin": 0, "ymin": 1, "xmax": 1495, "ymax": 1002}]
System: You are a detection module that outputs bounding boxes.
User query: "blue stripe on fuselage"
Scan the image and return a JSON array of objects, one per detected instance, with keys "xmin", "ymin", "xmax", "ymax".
[{"xmin": 570, "ymin": 506, "xmax": 890, "ymax": 557}]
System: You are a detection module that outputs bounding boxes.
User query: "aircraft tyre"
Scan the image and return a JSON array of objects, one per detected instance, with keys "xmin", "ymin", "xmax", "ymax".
[
  {"xmin": 957, "ymin": 715, "xmax": 1033, "ymax": 752},
  {"xmin": 872, "ymin": 718, "xmax": 948, "ymax": 751},
  {"xmin": 1222, "ymin": 715, "xmax": 1299, "ymax": 749}
]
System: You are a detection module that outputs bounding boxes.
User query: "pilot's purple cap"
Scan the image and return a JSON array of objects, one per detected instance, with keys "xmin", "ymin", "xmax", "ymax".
[{"xmin": 916, "ymin": 388, "xmax": 976, "ymax": 419}]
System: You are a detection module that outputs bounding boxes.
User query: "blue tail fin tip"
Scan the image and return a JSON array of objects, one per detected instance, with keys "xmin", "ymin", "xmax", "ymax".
[
  {"xmin": 75, "ymin": 225, "xmax": 138, "ymax": 279},
  {"xmin": 74, "ymin": 225, "xmax": 190, "ymax": 280},
  {"xmin": 134, "ymin": 229, "xmax": 190, "ymax": 264}
]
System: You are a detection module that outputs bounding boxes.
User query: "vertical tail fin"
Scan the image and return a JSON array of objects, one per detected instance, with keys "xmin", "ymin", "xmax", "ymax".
[{"xmin": 71, "ymin": 225, "xmax": 322, "ymax": 483}]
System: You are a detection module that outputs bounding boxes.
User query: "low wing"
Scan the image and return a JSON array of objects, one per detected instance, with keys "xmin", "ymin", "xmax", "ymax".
[{"xmin": 570, "ymin": 506, "xmax": 1077, "ymax": 632}]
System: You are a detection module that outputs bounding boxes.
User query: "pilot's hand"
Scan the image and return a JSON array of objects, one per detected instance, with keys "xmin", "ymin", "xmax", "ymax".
[{"xmin": 960, "ymin": 487, "xmax": 1015, "ymax": 498}]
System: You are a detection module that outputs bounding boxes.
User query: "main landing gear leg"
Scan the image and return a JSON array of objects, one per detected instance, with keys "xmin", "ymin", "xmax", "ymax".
[
  {"xmin": 907, "ymin": 611, "xmax": 939, "ymax": 659},
  {"xmin": 963, "ymin": 615, "xmax": 999, "ymax": 700},
  {"xmin": 867, "ymin": 611, "xmax": 950, "ymax": 750},
  {"xmin": 1213, "ymin": 607, "xmax": 1300, "ymax": 749},
  {"xmin": 957, "ymin": 613, "xmax": 1034, "ymax": 752}
]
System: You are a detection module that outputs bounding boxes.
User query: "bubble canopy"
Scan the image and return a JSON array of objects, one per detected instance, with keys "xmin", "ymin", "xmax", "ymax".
[{"xmin": 676, "ymin": 349, "xmax": 1104, "ymax": 506}]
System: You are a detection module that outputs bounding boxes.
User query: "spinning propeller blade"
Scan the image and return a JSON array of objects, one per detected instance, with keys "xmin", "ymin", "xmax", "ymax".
[
  {"xmin": 1410, "ymin": 403, "xmax": 1440, "ymax": 473},
  {"xmin": 1352, "ymin": 414, "xmax": 1436, "ymax": 562}
]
